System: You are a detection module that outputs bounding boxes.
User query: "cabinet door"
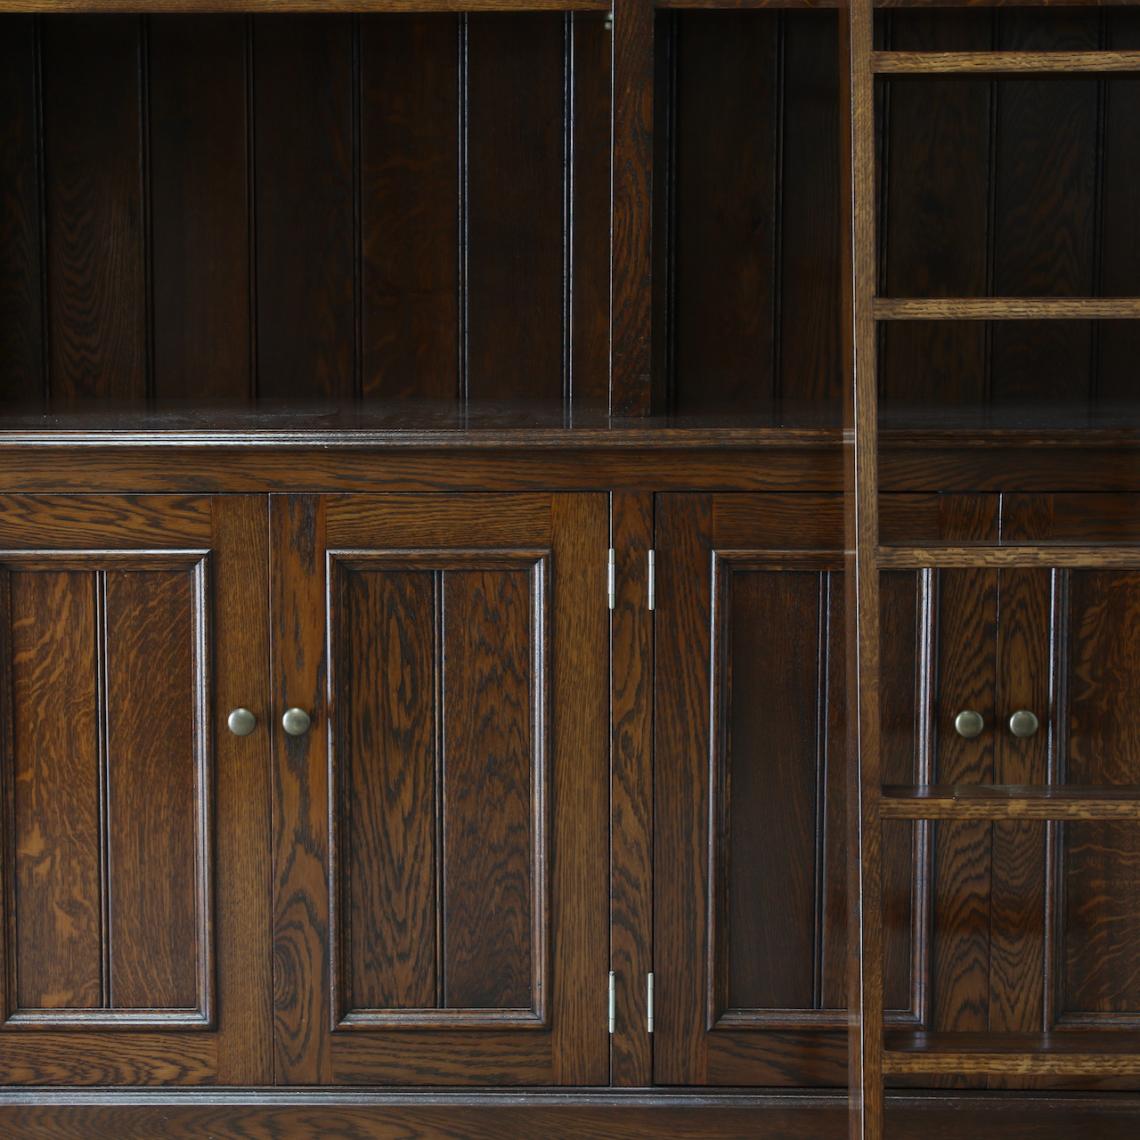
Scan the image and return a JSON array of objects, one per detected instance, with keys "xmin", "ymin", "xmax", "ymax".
[
  {"xmin": 0, "ymin": 495, "xmax": 271, "ymax": 1084},
  {"xmin": 271, "ymin": 493, "xmax": 608, "ymax": 1085},
  {"xmin": 653, "ymin": 492, "xmax": 989, "ymax": 1086}
]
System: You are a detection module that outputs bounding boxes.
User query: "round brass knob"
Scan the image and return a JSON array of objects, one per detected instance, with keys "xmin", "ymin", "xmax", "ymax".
[
  {"xmin": 227, "ymin": 708, "xmax": 257, "ymax": 737},
  {"xmin": 954, "ymin": 710, "xmax": 985, "ymax": 740},
  {"xmin": 1008, "ymin": 709, "xmax": 1040, "ymax": 739},
  {"xmin": 282, "ymin": 707, "xmax": 312, "ymax": 737}
]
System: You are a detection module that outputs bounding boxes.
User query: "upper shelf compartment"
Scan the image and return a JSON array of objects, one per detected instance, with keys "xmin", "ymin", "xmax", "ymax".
[{"xmin": 0, "ymin": 11, "xmax": 611, "ymax": 414}]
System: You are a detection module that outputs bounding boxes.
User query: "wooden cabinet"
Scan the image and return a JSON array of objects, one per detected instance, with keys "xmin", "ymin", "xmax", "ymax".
[
  {"xmin": 0, "ymin": 495, "xmax": 271, "ymax": 1084},
  {"xmin": 270, "ymin": 493, "xmax": 609, "ymax": 1085}
]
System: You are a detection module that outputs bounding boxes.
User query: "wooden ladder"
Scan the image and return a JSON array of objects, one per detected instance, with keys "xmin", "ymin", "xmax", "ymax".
[{"xmin": 840, "ymin": 3, "xmax": 1140, "ymax": 1134}]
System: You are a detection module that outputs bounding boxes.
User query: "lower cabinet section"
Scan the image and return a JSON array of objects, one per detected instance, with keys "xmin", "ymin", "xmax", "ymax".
[{"xmin": 0, "ymin": 486, "xmax": 1138, "ymax": 1105}]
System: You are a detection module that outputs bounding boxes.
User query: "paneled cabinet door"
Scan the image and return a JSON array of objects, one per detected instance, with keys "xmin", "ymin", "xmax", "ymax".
[
  {"xmin": 653, "ymin": 493, "xmax": 928, "ymax": 1087},
  {"xmin": 270, "ymin": 493, "xmax": 609, "ymax": 1085},
  {"xmin": 0, "ymin": 495, "xmax": 271, "ymax": 1085}
]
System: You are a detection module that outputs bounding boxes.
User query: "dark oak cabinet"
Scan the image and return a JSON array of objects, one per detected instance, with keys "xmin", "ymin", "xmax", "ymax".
[{"xmin": 1, "ymin": 1, "xmax": 1139, "ymax": 1136}]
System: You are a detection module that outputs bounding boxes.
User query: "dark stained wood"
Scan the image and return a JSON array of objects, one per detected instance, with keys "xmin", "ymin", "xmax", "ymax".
[
  {"xmin": 611, "ymin": 0, "xmax": 654, "ymax": 415},
  {"xmin": 149, "ymin": 16, "xmax": 249, "ymax": 400},
  {"xmin": 0, "ymin": 15, "xmax": 43, "ymax": 401},
  {"xmin": 8, "ymin": 570, "xmax": 102, "ymax": 1011},
  {"xmin": 670, "ymin": 12, "xmax": 778, "ymax": 413},
  {"xmin": 883, "ymin": 786, "xmax": 1140, "ymax": 821},
  {"xmin": 609, "ymin": 491, "xmax": 654, "ymax": 1086},
  {"xmin": 105, "ymin": 567, "xmax": 204, "ymax": 1012},
  {"xmin": 335, "ymin": 565, "xmax": 438, "ymax": 1012},
  {"xmin": 1060, "ymin": 570, "xmax": 1140, "ymax": 1025},
  {"xmin": 41, "ymin": 16, "xmax": 145, "ymax": 399},
  {"xmin": 466, "ymin": 15, "xmax": 565, "ymax": 405},
  {"xmin": 253, "ymin": 16, "xmax": 354, "ymax": 399},
  {"xmin": 442, "ymin": 566, "xmax": 539, "ymax": 1011},
  {"xmin": 360, "ymin": 14, "xmax": 458, "ymax": 402},
  {"xmin": 0, "ymin": 0, "xmax": 611, "ymax": 8},
  {"xmin": 570, "ymin": 12, "xmax": 612, "ymax": 409}
]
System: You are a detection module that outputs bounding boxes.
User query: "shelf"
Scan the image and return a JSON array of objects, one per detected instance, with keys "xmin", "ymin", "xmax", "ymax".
[
  {"xmin": 881, "ymin": 785, "xmax": 1140, "ymax": 821},
  {"xmin": 883, "ymin": 1033, "xmax": 1140, "ymax": 1077},
  {"xmin": 0, "ymin": 1, "xmax": 609, "ymax": 10},
  {"xmin": 873, "ymin": 51, "xmax": 1140, "ymax": 76},
  {"xmin": 877, "ymin": 546, "xmax": 1140, "ymax": 569},
  {"xmin": 875, "ymin": 298, "xmax": 1140, "ymax": 321}
]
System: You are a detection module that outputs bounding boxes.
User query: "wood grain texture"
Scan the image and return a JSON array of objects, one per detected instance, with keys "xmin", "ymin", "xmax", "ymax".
[
  {"xmin": 442, "ymin": 566, "xmax": 540, "ymax": 1011},
  {"xmin": 873, "ymin": 50, "xmax": 1140, "ymax": 73},
  {"xmin": 254, "ymin": 17, "xmax": 354, "ymax": 399},
  {"xmin": 360, "ymin": 15, "xmax": 458, "ymax": 401},
  {"xmin": 149, "ymin": 16, "xmax": 250, "ymax": 399},
  {"xmin": 611, "ymin": 0, "xmax": 654, "ymax": 415},
  {"xmin": 609, "ymin": 492, "xmax": 654, "ymax": 1085},
  {"xmin": 8, "ymin": 570, "xmax": 102, "ymax": 1011},
  {"xmin": 0, "ymin": 495, "xmax": 211, "ymax": 548},
  {"xmin": 466, "ymin": 14, "xmax": 564, "ymax": 404},
  {"xmin": 41, "ymin": 16, "xmax": 145, "ymax": 399},
  {"xmin": 104, "ymin": 567, "xmax": 204, "ymax": 1013},
  {"xmin": 0, "ymin": 15, "xmax": 43, "ymax": 401},
  {"xmin": 335, "ymin": 565, "xmax": 438, "ymax": 1013}
]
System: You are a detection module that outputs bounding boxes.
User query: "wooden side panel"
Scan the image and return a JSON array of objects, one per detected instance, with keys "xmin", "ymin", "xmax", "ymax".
[
  {"xmin": 671, "ymin": 13, "xmax": 778, "ymax": 413},
  {"xmin": 42, "ymin": 16, "xmax": 145, "ymax": 400},
  {"xmin": 336, "ymin": 567, "xmax": 437, "ymax": 1012},
  {"xmin": 360, "ymin": 15, "xmax": 458, "ymax": 403},
  {"xmin": 149, "ymin": 16, "xmax": 249, "ymax": 400},
  {"xmin": 466, "ymin": 14, "xmax": 564, "ymax": 404},
  {"xmin": 1060, "ymin": 569, "xmax": 1140, "ymax": 1023},
  {"xmin": 254, "ymin": 17, "xmax": 354, "ymax": 400},
  {"xmin": 779, "ymin": 11, "xmax": 841, "ymax": 410},
  {"xmin": 442, "ymin": 569, "xmax": 537, "ymax": 1011},
  {"xmin": 8, "ymin": 571, "xmax": 102, "ymax": 1011},
  {"xmin": 104, "ymin": 568, "xmax": 202, "ymax": 1012},
  {"xmin": 0, "ymin": 15, "xmax": 43, "ymax": 401}
]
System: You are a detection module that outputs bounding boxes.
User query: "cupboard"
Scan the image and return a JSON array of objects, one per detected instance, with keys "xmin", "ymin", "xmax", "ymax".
[{"xmin": 0, "ymin": 0, "xmax": 1138, "ymax": 1137}]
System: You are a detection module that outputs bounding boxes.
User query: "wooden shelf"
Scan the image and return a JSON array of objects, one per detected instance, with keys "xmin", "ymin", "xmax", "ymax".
[
  {"xmin": 0, "ymin": 0, "xmax": 608, "ymax": 11},
  {"xmin": 884, "ymin": 1033, "xmax": 1140, "ymax": 1077},
  {"xmin": 875, "ymin": 298, "xmax": 1140, "ymax": 321},
  {"xmin": 873, "ymin": 51, "xmax": 1140, "ymax": 75},
  {"xmin": 877, "ymin": 545, "xmax": 1140, "ymax": 569},
  {"xmin": 881, "ymin": 785, "xmax": 1140, "ymax": 821}
]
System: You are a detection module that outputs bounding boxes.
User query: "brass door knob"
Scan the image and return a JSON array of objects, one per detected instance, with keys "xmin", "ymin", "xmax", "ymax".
[
  {"xmin": 282, "ymin": 707, "xmax": 312, "ymax": 737},
  {"xmin": 1008, "ymin": 709, "xmax": 1040, "ymax": 739},
  {"xmin": 954, "ymin": 710, "xmax": 985, "ymax": 739},
  {"xmin": 227, "ymin": 708, "xmax": 257, "ymax": 737}
]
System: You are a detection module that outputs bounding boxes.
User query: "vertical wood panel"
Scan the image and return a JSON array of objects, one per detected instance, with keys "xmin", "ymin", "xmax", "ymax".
[
  {"xmin": 880, "ymin": 10, "xmax": 992, "ymax": 412},
  {"xmin": 360, "ymin": 15, "xmax": 458, "ymax": 402},
  {"xmin": 42, "ymin": 16, "xmax": 145, "ymax": 400},
  {"xmin": 1062, "ymin": 570, "xmax": 1140, "ymax": 1020},
  {"xmin": 10, "ymin": 570, "xmax": 102, "ymax": 1010},
  {"xmin": 1098, "ymin": 11, "xmax": 1140, "ymax": 402},
  {"xmin": 0, "ymin": 16, "xmax": 43, "ymax": 400},
  {"xmin": 254, "ymin": 17, "xmax": 354, "ymax": 400},
  {"xmin": 466, "ymin": 14, "xmax": 564, "ymax": 404},
  {"xmin": 671, "ymin": 13, "xmax": 778, "ymax": 414},
  {"xmin": 337, "ymin": 566, "xmax": 437, "ymax": 1012},
  {"xmin": 149, "ymin": 16, "xmax": 249, "ymax": 400},
  {"xmin": 442, "ymin": 569, "xmax": 535, "ymax": 1010},
  {"xmin": 717, "ymin": 568, "xmax": 819, "ymax": 1011},
  {"xmin": 990, "ymin": 10, "xmax": 1099, "ymax": 406},
  {"xmin": 989, "ymin": 570, "xmax": 1051, "ymax": 1055},
  {"xmin": 779, "ymin": 12, "xmax": 841, "ymax": 412},
  {"xmin": 105, "ymin": 568, "xmax": 200, "ymax": 1011},
  {"xmin": 570, "ymin": 13, "xmax": 612, "ymax": 409}
]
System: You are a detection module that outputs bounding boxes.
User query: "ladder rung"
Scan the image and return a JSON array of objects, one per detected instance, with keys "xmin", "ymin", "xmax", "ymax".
[
  {"xmin": 872, "ymin": 50, "xmax": 1140, "ymax": 76},
  {"xmin": 882, "ymin": 785, "xmax": 1140, "ymax": 821},
  {"xmin": 883, "ymin": 1033, "xmax": 1140, "ymax": 1077},
  {"xmin": 876, "ymin": 545, "xmax": 1140, "ymax": 570},
  {"xmin": 874, "ymin": 297, "xmax": 1140, "ymax": 321}
]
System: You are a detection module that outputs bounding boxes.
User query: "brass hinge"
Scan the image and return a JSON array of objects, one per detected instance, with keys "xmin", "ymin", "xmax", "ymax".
[{"xmin": 607, "ymin": 548, "xmax": 616, "ymax": 611}]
